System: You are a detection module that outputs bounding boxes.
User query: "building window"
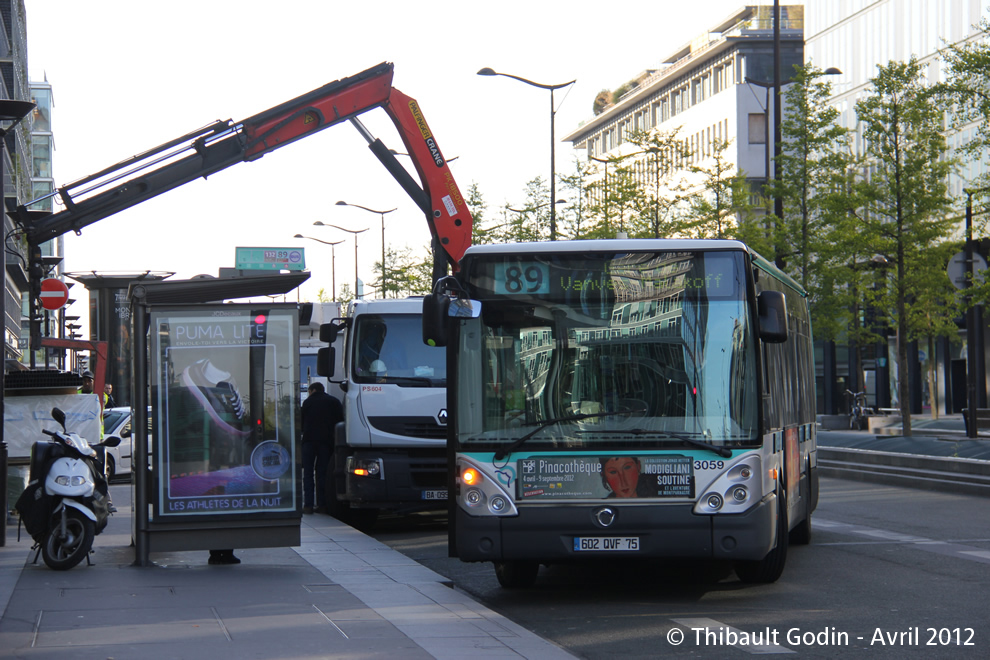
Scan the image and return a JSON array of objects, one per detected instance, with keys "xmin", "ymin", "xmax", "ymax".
[{"xmin": 749, "ymin": 113, "xmax": 767, "ymax": 144}]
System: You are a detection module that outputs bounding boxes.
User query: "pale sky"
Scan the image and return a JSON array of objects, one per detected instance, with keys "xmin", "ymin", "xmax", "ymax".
[{"xmin": 26, "ymin": 0, "xmax": 747, "ymax": 327}]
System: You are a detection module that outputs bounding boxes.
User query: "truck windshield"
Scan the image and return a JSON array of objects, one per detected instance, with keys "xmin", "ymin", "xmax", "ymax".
[
  {"xmin": 352, "ymin": 314, "xmax": 446, "ymax": 386},
  {"xmin": 455, "ymin": 249, "xmax": 759, "ymax": 451}
]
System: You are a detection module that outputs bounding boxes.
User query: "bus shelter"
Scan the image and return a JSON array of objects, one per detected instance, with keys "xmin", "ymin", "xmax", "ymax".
[{"xmin": 128, "ymin": 272, "xmax": 308, "ymax": 566}]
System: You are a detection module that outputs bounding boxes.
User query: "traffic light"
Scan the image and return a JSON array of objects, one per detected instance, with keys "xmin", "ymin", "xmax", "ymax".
[{"xmin": 28, "ymin": 243, "xmax": 44, "ymax": 348}]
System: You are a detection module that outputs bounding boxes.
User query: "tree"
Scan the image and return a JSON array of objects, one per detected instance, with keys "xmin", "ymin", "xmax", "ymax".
[
  {"xmin": 585, "ymin": 156, "xmax": 640, "ymax": 238},
  {"xmin": 686, "ymin": 138, "xmax": 753, "ymax": 239},
  {"xmin": 558, "ymin": 157, "xmax": 593, "ymax": 239},
  {"xmin": 336, "ymin": 283, "xmax": 355, "ymax": 309},
  {"xmin": 941, "ymin": 18, "xmax": 990, "ymax": 197},
  {"xmin": 772, "ymin": 64, "xmax": 854, "ymax": 291},
  {"xmin": 465, "ymin": 182, "xmax": 493, "ymax": 245},
  {"xmin": 853, "ymin": 58, "xmax": 957, "ymax": 434},
  {"xmin": 623, "ymin": 128, "xmax": 691, "ymax": 238}
]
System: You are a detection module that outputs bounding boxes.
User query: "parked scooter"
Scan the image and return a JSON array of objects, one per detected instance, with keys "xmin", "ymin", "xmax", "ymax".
[{"xmin": 15, "ymin": 407, "xmax": 119, "ymax": 570}]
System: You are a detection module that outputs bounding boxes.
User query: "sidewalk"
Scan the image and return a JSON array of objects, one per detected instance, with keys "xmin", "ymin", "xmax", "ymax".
[
  {"xmin": 0, "ymin": 487, "xmax": 576, "ymax": 660},
  {"xmin": 818, "ymin": 412, "xmax": 990, "ymax": 461}
]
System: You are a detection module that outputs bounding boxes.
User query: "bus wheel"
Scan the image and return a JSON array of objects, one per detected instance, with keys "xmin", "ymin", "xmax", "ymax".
[
  {"xmin": 494, "ymin": 560, "xmax": 539, "ymax": 588},
  {"xmin": 789, "ymin": 509, "xmax": 812, "ymax": 545},
  {"xmin": 735, "ymin": 492, "xmax": 788, "ymax": 584}
]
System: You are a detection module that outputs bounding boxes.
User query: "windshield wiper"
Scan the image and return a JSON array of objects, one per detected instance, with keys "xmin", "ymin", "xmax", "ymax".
[
  {"xmin": 575, "ymin": 429, "xmax": 733, "ymax": 458},
  {"xmin": 661, "ymin": 431, "xmax": 732, "ymax": 458},
  {"xmin": 493, "ymin": 408, "xmax": 646, "ymax": 461}
]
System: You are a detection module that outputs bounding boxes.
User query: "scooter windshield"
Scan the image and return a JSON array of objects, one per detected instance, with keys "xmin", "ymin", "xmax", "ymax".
[{"xmin": 64, "ymin": 434, "xmax": 96, "ymax": 457}]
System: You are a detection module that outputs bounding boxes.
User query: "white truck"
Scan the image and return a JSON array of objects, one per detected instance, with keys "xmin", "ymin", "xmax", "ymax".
[
  {"xmin": 317, "ymin": 296, "xmax": 448, "ymax": 523},
  {"xmin": 300, "ymin": 302, "xmax": 343, "ymax": 402}
]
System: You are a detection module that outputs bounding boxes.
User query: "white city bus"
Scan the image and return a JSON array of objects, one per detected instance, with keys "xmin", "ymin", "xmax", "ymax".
[{"xmin": 435, "ymin": 239, "xmax": 816, "ymax": 587}]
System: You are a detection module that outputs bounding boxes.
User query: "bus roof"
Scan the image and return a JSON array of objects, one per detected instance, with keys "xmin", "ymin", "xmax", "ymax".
[
  {"xmin": 461, "ymin": 239, "xmax": 808, "ymax": 298},
  {"xmin": 462, "ymin": 238, "xmax": 749, "ymax": 256}
]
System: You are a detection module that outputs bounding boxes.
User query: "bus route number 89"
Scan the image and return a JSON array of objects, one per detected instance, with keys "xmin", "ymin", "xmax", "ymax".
[{"xmin": 495, "ymin": 262, "xmax": 549, "ymax": 295}]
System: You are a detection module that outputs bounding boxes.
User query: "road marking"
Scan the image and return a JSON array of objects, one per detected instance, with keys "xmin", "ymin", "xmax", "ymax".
[
  {"xmin": 815, "ymin": 518, "xmax": 990, "ymax": 564},
  {"xmin": 672, "ymin": 617, "xmax": 795, "ymax": 654},
  {"xmin": 960, "ymin": 550, "xmax": 990, "ymax": 560}
]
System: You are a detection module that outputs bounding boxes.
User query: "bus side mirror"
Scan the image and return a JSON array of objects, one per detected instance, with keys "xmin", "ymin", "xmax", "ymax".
[
  {"xmin": 448, "ymin": 298, "xmax": 482, "ymax": 319},
  {"xmin": 317, "ymin": 346, "xmax": 336, "ymax": 377},
  {"xmin": 423, "ymin": 293, "xmax": 450, "ymax": 347},
  {"xmin": 758, "ymin": 290, "xmax": 788, "ymax": 343}
]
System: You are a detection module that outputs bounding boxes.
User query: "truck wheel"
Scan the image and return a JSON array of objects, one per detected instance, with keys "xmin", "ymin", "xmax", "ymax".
[
  {"xmin": 42, "ymin": 509, "xmax": 95, "ymax": 571},
  {"xmin": 323, "ymin": 468, "xmax": 378, "ymax": 530},
  {"xmin": 735, "ymin": 491, "xmax": 788, "ymax": 584},
  {"xmin": 494, "ymin": 560, "xmax": 539, "ymax": 588},
  {"xmin": 324, "ymin": 467, "xmax": 347, "ymax": 519}
]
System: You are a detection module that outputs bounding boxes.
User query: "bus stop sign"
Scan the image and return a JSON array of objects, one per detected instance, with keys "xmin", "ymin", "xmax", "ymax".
[{"xmin": 39, "ymin": 278, "xmax": 69, "ymax": 310}]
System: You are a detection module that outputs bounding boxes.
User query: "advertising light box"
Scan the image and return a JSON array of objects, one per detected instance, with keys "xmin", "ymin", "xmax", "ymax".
[{"xmin": 149, "ymin": 305, "xmax": 298, "ymax": 521}]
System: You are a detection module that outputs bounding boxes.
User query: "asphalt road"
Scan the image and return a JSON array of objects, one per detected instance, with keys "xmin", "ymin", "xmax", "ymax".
[{"xmin": 368, "ymin": 476, "xmax": 990, "ymax": 658}]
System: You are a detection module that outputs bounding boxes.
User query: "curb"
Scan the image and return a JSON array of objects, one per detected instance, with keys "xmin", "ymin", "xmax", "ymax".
[{"xmin": 818, "ymin": 446, "xmax": 990, "ymax": 497}]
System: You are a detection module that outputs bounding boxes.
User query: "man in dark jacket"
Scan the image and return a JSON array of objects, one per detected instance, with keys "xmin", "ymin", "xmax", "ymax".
[{"xmin": 301, "ymin": 381, "xmax": 344, "ymax": 514}]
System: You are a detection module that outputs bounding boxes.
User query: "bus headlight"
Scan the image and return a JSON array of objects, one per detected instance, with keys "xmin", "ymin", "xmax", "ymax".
[
  {"xmin": 694, "ymin": 454, "xmax": 762, "ymax": 515},
  {"xmin": 456, "ymin": 457, "xmax": 518, "ymax": 517}
]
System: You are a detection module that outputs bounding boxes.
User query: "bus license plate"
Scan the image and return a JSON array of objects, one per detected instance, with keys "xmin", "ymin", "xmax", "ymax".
[
  {"xmin": 422, "ymin": 490, "xmax": 447, "ymax": 500},
  {"xmin": 574, "ymin": 537, "xmax": 640, "ymax": 552}
]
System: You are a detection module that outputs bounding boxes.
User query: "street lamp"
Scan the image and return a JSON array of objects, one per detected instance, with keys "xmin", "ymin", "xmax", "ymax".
[
  {"xmin": 313, "ymin": 221, "xmax": 368, "ymax": 298},
  {"xmin": 478, "ymin": 67, "xmax": 575, "ymax": 241},
  {"xmin": 507, "ymin": 199, "xmax": 566, "ymax": 240},
  {"xmin": 294, "ymin": 234, "xmax": 343, "ymax": 301},
  {"xmin": 335, "ymin": 201, "xmax": 396, "ymax": 298}
]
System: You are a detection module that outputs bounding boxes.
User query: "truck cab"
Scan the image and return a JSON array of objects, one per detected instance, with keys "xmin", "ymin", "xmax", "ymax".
[{"xmin": 321, "ymin": 296, "xmax": 448, "ymax": 520}]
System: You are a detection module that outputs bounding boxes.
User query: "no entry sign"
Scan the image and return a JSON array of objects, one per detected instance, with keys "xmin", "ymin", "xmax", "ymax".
[{"xmin": 39, "ymin": 278, "xmax": 69, "ymax": 311}]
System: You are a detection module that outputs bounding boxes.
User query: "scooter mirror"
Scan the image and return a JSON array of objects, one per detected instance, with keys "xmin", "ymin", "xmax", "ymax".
[
  {"xmin": 51, "ymin": 408, "xmax": 66, "ymax": 431},
  {"xmin": 103, "ymin": 436, "xmax": 122, "ymax": 448}
]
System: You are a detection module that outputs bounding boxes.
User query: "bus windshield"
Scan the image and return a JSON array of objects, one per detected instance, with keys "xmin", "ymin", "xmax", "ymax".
[{"xmin": 456, "ymin": 249, "xmax": 759, "ymax": 451}]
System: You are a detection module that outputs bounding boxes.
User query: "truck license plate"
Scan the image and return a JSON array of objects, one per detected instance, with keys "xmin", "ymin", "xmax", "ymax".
[
  {"xmin": 422, "ymin": 490, "xmax": 447, "ymax": 500},
  {"xmin": 574, "ymin": 537, "xmax": 640, "ymax": 552}
]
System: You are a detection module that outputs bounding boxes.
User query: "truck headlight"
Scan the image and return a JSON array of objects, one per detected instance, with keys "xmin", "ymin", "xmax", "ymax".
[{"xmin": 347, "ymin": 457, "xmax": 383, "ymax": 479}]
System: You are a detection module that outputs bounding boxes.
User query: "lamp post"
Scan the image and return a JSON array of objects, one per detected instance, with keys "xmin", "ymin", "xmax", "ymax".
[
  {"xmin": 964, "ymin": 187, "xmax": 989, "ymax": 437},
  {"xmin": 294, "ymin": 234, "xmax": 343, "ymax": 301},
  {"xmin": 313, "ymin": 221, "xmax": 368, "ymax": 298},
  {"xmin": 335, "ymin": 201, "xmax": 396, "ymax": 299},
  {"xmin": 478, "ymin": 67, "xmax": 575, "ymax": 241}
]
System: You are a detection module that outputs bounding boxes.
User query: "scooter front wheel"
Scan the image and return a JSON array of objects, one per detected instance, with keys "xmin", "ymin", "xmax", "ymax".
[{"xmin": 42, "ymin": 509, "xmax": 95, "ymax": 570}]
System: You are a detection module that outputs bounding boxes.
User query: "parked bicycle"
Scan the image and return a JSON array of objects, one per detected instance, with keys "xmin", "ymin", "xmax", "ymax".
[{"xmin": 845, "ymin": 389, "xmax": 874, "ymax": 430}]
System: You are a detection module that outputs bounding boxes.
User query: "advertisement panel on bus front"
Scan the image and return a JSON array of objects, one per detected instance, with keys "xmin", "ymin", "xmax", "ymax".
[{"xmin": 518, "ymin": 454, "xmax": 695, "ymax": 500}]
